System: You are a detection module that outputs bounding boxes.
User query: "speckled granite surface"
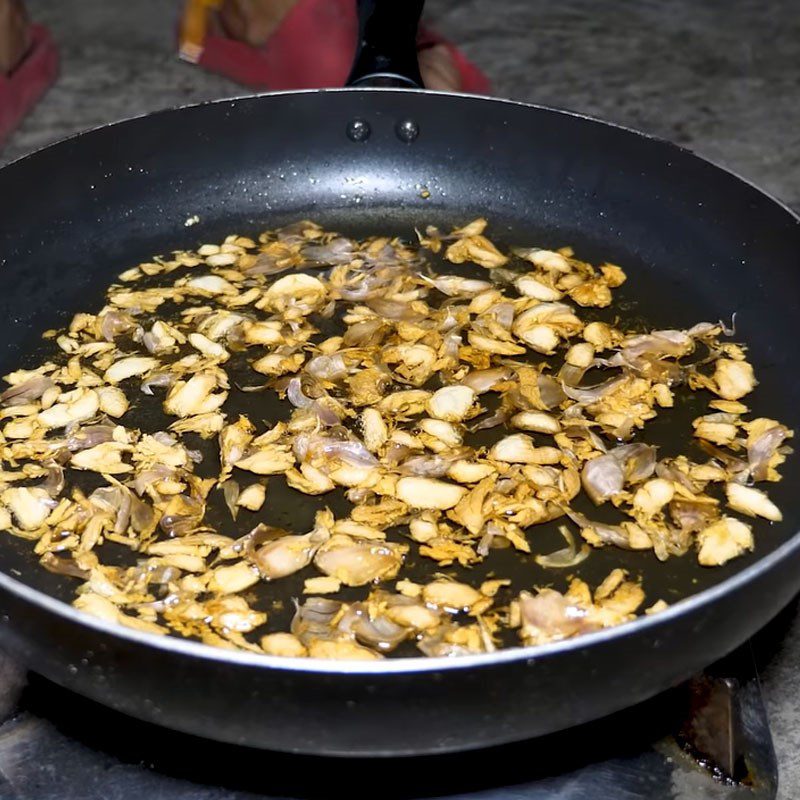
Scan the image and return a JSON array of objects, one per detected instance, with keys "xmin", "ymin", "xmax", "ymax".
[{"xmin": 1, "ymin": 1, "xmax": 799, "ymax": 796}]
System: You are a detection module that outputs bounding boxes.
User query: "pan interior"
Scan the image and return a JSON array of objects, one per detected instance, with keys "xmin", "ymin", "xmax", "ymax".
[{"xmin": 0, "ymin": 91, "xmax": 797, "ymax": 653}]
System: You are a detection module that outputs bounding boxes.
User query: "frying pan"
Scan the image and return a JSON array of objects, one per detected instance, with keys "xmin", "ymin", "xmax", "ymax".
[{"xmin": 0, "ymin": 0, "xmax": 798, "ymax": 756}]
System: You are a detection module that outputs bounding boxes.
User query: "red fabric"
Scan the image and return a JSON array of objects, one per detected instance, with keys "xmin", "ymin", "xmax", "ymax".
[
  {"xmin": 0, "ymin": 24, "xmax": 59, "ymax": 148},
  {"xmin": 195, "ymin": 0, "xmax": 489, "ymax": 93},
  {"xmin": 416, "ymin": 24, "xmax": 490, "ymax": 95}
]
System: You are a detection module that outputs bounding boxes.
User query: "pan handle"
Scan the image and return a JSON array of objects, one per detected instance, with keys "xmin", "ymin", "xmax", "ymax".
[{"xmin": 346, "ymin": 0, "xmax": 424, "ymax": 88}]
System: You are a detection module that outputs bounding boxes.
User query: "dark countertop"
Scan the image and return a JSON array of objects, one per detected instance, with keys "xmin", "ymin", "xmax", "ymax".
[{"xmin": 1, "ymin": 1, "xmax": 799, "ymax": 796}]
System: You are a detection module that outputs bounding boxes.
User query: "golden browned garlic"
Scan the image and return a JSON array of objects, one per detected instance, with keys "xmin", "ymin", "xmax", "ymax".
[{"xmin": 0, "ymin": 219, "xmax": 792, "ymax": 659}]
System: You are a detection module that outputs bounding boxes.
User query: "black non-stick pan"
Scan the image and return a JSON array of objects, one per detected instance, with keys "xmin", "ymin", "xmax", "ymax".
[{"xmin": 0, "ymin": 0, "xmax": 797, "ymax": 756}]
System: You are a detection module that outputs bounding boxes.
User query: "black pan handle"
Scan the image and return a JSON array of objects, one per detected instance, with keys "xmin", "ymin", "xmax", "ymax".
[{"xmin": 346, "ymin": 0, "xmax": 424, "ymax": 88}]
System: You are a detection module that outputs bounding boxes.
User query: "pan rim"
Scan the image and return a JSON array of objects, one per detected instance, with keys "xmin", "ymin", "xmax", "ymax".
[
  {"xmin": 3, "ymin": 86, "xmax": 800, "ymax": 224},
  {"xmin": 1, "ymin": 87, "xmax": 799, "ymax": 674}
]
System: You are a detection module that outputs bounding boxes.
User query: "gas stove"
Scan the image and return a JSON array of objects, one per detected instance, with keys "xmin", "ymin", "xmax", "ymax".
[{"xmin": 0, "ymin": 645, "xmax": 776, "ymax": 800}]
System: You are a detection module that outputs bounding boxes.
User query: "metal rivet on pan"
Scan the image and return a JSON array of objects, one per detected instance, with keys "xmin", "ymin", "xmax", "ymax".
[
  {"xmin": 346, "ymin": 119, "xmax": 371, "ymax": 142},
  {"xmin": 395, "ymin": 119, "xmax": 420, "ymax": 143}
]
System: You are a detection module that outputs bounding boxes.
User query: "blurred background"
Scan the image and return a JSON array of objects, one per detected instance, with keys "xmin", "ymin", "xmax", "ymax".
[{"xmin": 1, "ymin": 0, "xmax": 799, "ymax": 793}]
